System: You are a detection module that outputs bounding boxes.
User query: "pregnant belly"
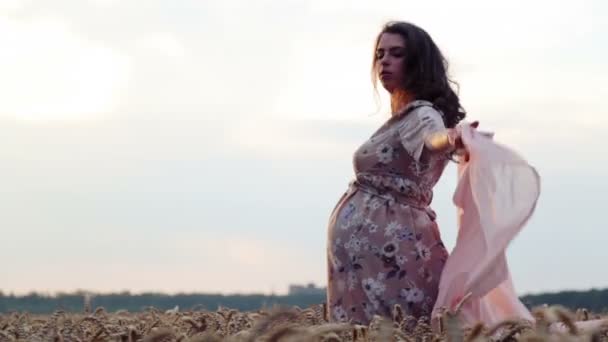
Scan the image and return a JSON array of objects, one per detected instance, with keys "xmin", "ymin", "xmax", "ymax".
[{"xmin": 328, "ymin": 186, "xmax": 359, "ymax": 226}]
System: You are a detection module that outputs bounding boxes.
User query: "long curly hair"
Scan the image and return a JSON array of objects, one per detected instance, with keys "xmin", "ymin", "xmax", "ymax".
[{"xmin": 371, "ymin": 21, "xmax": 466, "ymax": 128}]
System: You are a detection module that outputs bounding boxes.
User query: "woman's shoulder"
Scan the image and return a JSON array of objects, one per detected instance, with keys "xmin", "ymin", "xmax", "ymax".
[{"xmin": 398, "ymin": 100, "xmax": 445, "ymax": 127}]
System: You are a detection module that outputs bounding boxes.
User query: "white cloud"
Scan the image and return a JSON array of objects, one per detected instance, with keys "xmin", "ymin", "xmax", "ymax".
[
  {"xmin": 0, "ymin": 15, "xmax": 131, "ymax": 121},
  {"xmin": 136, "ymin": 32, "xmax": 187, "ymax": 59},
  {"xmin": 88, "ymin": 0, "xmax": 119, "ymax": 7},
  {"xmin": 0, "ymin": 0, "xmax": 30, "ymax": 11}
]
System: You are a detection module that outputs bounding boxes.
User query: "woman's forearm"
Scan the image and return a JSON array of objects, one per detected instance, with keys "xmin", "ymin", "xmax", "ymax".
[{"xmin": 424, "ymin": 129, "xmax": 456, "ymax": 152}]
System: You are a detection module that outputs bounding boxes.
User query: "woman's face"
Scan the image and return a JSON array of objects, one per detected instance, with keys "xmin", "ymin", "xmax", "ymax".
[{"xmin": 375, "ymin": 33, "xmax": 406, "ymax": 94}]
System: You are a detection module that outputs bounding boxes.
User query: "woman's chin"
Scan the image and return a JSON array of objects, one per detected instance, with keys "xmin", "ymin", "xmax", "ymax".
[{"xmin": 381, "ymin": 83, "xmax": 395, "ymax": 94}]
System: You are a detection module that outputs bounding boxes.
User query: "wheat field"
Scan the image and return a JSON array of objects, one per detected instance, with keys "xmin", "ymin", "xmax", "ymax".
[{"xmin": 1, "ymin": 301, "xmax": 607, "ymax": 342}]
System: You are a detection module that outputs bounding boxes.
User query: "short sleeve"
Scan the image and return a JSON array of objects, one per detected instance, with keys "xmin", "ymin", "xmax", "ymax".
[{"xmin": 397, "ymin": 105, "xmax": 447, "ymax": 162}]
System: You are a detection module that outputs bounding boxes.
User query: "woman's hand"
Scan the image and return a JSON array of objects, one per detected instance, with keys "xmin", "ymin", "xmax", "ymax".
[{"xmin": 450, "ymin": 121, "xmax": 479, "ymax": 162}]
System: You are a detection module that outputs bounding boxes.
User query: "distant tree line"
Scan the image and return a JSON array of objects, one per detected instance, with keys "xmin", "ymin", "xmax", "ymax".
[
  {"xmin": 0, "ymin": 291, "xmax": 326, "ymax": 314},
  {"xmin": 521, "ymin": 288, "xmax": 608, "ymax": 314},
  {"xmin": 1, "ymin": 288, "xmax": 607, "ymax": 314}
]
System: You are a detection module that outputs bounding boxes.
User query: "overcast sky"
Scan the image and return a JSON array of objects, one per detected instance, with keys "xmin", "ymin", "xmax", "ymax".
[{"xmin": 0, "ymin": 0, "xmax": 607, "ymax": 296}]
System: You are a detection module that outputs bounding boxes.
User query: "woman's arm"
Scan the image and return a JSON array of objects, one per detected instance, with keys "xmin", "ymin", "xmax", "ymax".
[
  {"xmin": 424, "ymin": 128, "xmax": 463, "ymax": 153},
  {"xmin": 424, "ymin": 121, "xmax": 480, "ymax": 160},
  {"xmin": 424, "ymin": 129, "xmax": 456, "ymax": 151}
]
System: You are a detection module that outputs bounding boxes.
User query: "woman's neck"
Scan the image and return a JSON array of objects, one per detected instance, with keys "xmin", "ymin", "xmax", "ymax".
[{"xmin": 391, "ymin": 90, "xmax": 414, "ymax": 116}]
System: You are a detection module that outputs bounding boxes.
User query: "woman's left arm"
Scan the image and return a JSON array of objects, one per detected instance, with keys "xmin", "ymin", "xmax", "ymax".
[
  {"xmin": 424, "ymin": 121, "xmax": 480, "ymax": 160},
  {"xmin": 424, "ymin": 129, "xmax": 457, "ymax": 151},
  {"xmin": 399, "ymin": 106, "xmax": 475, "ymax": 162}
]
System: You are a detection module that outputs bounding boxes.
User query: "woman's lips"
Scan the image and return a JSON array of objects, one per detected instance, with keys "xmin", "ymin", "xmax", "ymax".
[{"xmin": 380, "ymin": 73, "xmax": 392, "ymax": 80}]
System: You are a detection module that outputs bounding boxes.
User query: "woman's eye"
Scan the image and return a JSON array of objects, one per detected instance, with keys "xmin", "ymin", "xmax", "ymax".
[{"xmin": 391, "ymin": 50, "xmax": 404, "ymax": 57}]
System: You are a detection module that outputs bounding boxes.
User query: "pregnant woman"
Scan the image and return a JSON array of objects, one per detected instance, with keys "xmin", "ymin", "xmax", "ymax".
[
  {"xmin": 326, "ymin": 20, "xmax": 468, "ymax": 325},
  {"xmin": 326, "ymin": 20, "xmax": 608, "ymax": 334}
]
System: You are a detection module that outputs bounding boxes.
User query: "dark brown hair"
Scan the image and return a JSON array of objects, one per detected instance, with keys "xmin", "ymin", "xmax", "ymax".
[{"xmin": 372, "ymin": 21, "xmax": 466, "ymax": 128}]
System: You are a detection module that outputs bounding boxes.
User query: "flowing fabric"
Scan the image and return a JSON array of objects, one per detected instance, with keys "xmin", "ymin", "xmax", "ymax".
[
  {"xmin": 431, "ymin": 122, "xmax": 538, "ymax": 328},
  {"xmin": 431, "ymin": 123, "xmax": 608, "ymax": 333}
]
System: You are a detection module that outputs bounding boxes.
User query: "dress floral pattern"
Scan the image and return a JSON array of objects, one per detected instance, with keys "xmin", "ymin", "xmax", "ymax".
[{"xmin": 326, "ymin": 100, "xmax": 451, "ymax": 325}]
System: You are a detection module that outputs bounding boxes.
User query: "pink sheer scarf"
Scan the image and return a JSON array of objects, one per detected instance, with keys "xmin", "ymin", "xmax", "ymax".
[{"xmin": 431, "ymin": 122, "xmax": 607, "ymax": 333}]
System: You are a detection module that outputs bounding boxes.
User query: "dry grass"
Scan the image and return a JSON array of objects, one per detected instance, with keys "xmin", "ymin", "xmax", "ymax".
[{"xmin": 0, "ymin": 303, "xmax": 607, "ymax": 341}]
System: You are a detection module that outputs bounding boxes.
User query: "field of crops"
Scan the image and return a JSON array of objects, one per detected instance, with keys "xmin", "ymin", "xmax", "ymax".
[{"xmin": 1, "ymin": 302, "xmax": 606, "ymax": 341}]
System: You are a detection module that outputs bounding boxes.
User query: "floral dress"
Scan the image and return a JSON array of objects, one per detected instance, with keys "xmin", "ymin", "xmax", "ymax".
[{"xmin": 326, "ymin": 99, "xmax": 452, "ymax": 324}]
